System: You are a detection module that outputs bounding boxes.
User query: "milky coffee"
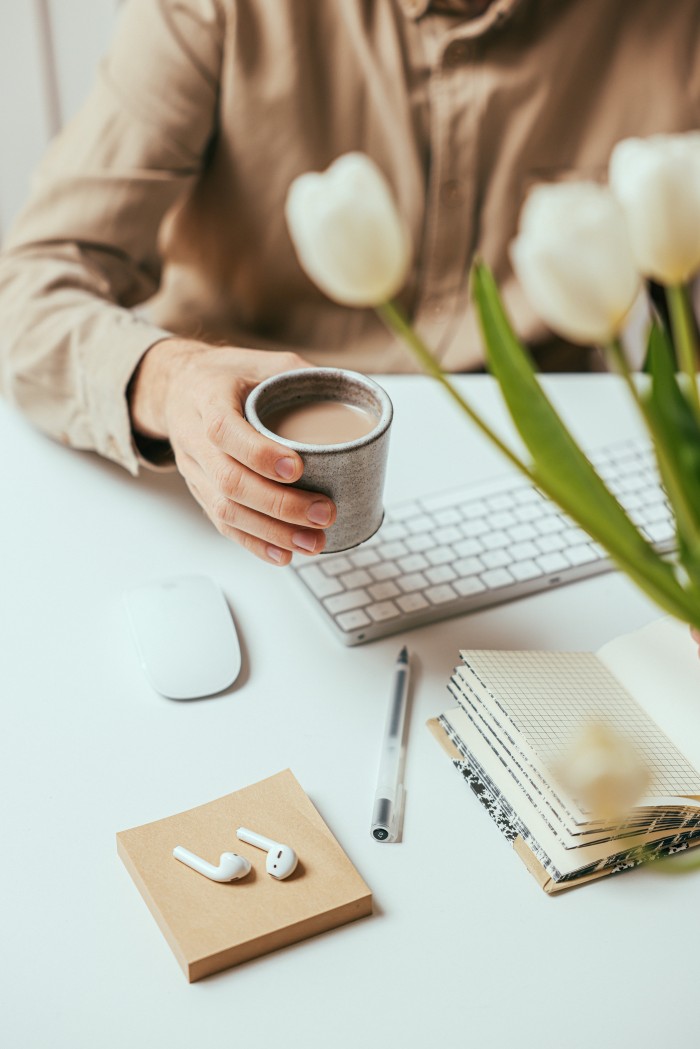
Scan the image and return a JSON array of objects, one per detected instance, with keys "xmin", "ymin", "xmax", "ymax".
[{"xmin": 263, "ymin": 399, "xmax": 377, "ymax": 445}]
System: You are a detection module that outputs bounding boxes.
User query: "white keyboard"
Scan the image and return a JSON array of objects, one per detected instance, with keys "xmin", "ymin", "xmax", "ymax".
[{"xmin": 291, "ymin": 438, "xmax": 675, "ymax": 646}]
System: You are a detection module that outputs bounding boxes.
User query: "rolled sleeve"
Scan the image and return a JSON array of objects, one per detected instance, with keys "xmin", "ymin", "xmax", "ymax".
[{"xmin": 0, "ymin": 0, "xmax": 225, "ymax": 472}]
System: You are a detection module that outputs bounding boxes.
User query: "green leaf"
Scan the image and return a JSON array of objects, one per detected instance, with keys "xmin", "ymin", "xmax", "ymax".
[
  {"xmin": 643, "ymin": 322, "xmax": 700, "ymax": 586},
  {"xmin": 471, "ymin": 261, "xmax": 697, "ymax": 622}
]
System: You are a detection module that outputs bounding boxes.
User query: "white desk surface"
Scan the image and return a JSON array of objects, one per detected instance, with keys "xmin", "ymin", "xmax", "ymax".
[{"xmin": 1, "ymin": 375, "xmax": 696, "ymax": 1048}]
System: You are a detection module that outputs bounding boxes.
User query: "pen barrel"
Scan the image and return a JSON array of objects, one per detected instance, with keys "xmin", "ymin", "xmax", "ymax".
[{"xmin": 374, "ymin": 741, "xmax": 401, "ymax": 801}]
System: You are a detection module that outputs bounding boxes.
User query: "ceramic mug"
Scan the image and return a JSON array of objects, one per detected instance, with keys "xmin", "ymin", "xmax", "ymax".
[{"xmin": 245, "ymin": 367, "xmax": 393, "ymax": 553}]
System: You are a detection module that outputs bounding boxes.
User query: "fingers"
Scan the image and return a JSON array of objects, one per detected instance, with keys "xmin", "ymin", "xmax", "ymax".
[
  {"xmin": 206, "ymin": 403, "xmax": 306, "ymax": 484},
  {"xmin": 179, "ymin": 448, "xmax": 336, "ymax": 564}
]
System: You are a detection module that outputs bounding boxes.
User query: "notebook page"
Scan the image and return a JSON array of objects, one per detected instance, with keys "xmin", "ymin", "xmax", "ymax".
[
  {"xmin": 459, "ymin": 648, "xmax": 700, "ymax": 802},
  {"xmin": 597, "ymin": 617, "xmax": 700, "ymax": 775}
]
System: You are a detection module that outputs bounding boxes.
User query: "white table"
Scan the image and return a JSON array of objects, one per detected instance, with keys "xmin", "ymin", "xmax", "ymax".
[{"xmin": 1, "ymin": 375, "xmax": 695, "ymax": 1049}]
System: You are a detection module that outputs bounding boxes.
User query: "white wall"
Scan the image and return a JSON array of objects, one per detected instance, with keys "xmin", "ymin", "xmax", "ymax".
[{"xmin": 0, "ymin": 0, "xmax": 118, "ymax": 241}]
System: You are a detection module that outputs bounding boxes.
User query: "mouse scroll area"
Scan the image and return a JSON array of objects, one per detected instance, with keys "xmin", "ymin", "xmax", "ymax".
[{"xmin": 124, "ymin": 575, "xmax": 242, "ymax": 699}]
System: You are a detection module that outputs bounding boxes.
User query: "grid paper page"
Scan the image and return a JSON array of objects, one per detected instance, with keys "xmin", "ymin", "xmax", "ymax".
[{"xmin": 459, "ymin": 650, "xmax": 700, "ymax": 798}]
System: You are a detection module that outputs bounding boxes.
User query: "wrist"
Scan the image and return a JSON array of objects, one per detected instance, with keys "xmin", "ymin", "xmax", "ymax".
[{"xmin": 128, "ymin": 337, "xmax": 197, "ymax": 439}]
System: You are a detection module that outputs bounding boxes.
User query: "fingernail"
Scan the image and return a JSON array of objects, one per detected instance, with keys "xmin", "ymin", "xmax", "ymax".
[
  {"xmin": 266, "ymin": 545, "xmax": 284, "ymax": 563},
  {"xmin": 275, "ymin": 457, "xmax": 296, "ymax": 480},
  {"xmin": 307, "ymin": 500, "xmax": 332, "ymax": 526},
  {"xmin": 292, "ymin": 531, "xmax": 318, "ymax": 553}
]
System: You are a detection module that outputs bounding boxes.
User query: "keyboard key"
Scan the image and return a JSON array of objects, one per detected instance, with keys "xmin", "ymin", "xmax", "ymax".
[
  {"xmin": 645, "ymin": 520, "xmax": 675, "ymax": 543},
  {"xmin": 489, "ymin": 510, "xmax": 517, "ymax": 530},
  {"xmin": 509, "ymin": 541, "xmax": 539, "ymax": 561},
  {"xmin": 481, "ymin": 548, "xmax": 512, "ymax": 569},
  {"xmin": 454, "ymin": 537, "xmax": 483, "ymax": 558},
  {"xmin": 335, "ymin": 609, "xmax": 371, "ymax": 631},
  {"xmin": 325, "ymin": 589, "xmax": 371, "ymax": 614},
  {"xmin": 406, "ymin": 533, "xmax": 434, "ymax": 553},
  {"xmin": 535, "ymin": 533, "xmax": 566, "ymax": 554},
  {"xmin": 536, "ymin": 552, "xmax": 569, "ymax": 573},
  {"xmin": 406, "ymin": 514, "xmax": 435, "ymax": 534},
  {"xmin": 297, "ymin": 565, "xmax": 344, "ymax": 599},
  {"xmin": 487, "ymin": 495, "xmax": 516, "ymax": 513},
  {"xmin": 480, "ymin": 567, "xmax": 515, "ymax": 589},
  {"xmin": 454, "ymin": 556, "xmax": 483, "ymax": 576},
  {"xmin": 564, "ymin": 544, "xmax": 598, "ymax": 566},
  {"xmin": 425, "ymin": 583, "xmax": 458, "ymax": 605},
  {"xmin": 426, "ymin": 545, "xmax": 455, "ymax": 566},
  {"xmin": 508, "ymin": 522, "xmax": 537, "ymax": 542},
  {"xmin": 510, "ymin": 559, "xmax": 542, "ymax": 581},
  {"xmin": 397, "ymin": 592, "xmax": 430, "ymax": 613},
  {"xmin": 433, "ymin": 508, "xmax": 462, "ymax": 526},
  {"xmin": 349, "ymin": 548, "xmax": 381, "ymax": 568},
  {"xmin": 368, "ymin": 600, "xmax": 401, "ymax": 622},
  {"xmin": 481, "ymin": 530, "xmax": 509, "ymax": 551},
  {"xmin": 536, "ymin": 515, "xmax": 565, "ymax": 535},
  {"xmin": 434, "ymin": 525, "xmax": 462, "ymax": 545},
  {"xmin": 454, "ymin": 576, "xmax": 487, "ymax": 597},
  {"xmin": 397, "ymin": 553, "xmax": 430, "ymax": 573},
  {"xmin": 397, "ymin": 572, "xmax": 429, "ymax": 593},
  {"xmin": 462, "ymin": 499, "xmax": 488, "ymax": 519},
  {"xmin": 322, "ymin": 555, "xmax": 352, "ymax": 576},
  {"xmin": 425, "ymin": 564, "xmax": 457, "ymax": 584},
  {"xmin": 369, "ymin": 580, "xmax": 401, "ymax": 601},
  {"xmin": 370, "ymin": 561, "xmax": 401, "ymax": 581},
  {"xmin": 339, "ymin": 568, "xmax": 373, "ymax": 589},
  {"xmin": 377, "ymin": 540, "xmax": 409, "ymax": 560},
  {"xmin": 376, "ymin": 522, "xmax": 408, "ymax": 542},
  {"xmin": 461, "ymin": 518, "xmax": 488, "ymax": 538}
]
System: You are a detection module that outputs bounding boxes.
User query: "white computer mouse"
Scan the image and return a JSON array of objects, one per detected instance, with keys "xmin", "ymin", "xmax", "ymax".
[{"xmin": 124, "ymin": 575, "xmax": 242, "ymax": 699}]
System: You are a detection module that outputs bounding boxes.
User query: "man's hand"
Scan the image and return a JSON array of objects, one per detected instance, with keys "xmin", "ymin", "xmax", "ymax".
[{"xmin": 128, "ymin": 338, "xmax": 336, "ymax": 564}]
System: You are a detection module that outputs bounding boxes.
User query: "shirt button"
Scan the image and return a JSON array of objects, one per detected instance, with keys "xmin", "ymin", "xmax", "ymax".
[{"xmin": 441, "ymin": 180, "xmax": 465, "ymax": 208}]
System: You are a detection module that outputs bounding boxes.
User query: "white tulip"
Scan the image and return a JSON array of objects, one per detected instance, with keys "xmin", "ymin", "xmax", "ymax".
[
  {"xmin": 510, "ymin": 181, "xmax": 641, "ymax": 345},
  {"xmin": 609, "ymin": 133, "xmax": 700, "ymax": 285},
  {"xmin": 285, "ymin": 153, "xmax": 411, "ymax": 307}
]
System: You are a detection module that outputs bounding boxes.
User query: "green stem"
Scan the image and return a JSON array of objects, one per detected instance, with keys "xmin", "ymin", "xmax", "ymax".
[
  {"xmin": 377, "ymin": 301, "xmax": 533, "ymax": 479},
  {"xmin": 378, "ymin": 300, "xmax": 700, "ymax": 629},
  {"xmin": 666, "ymin": 283, "xmax": 700, "ymax": 418}
]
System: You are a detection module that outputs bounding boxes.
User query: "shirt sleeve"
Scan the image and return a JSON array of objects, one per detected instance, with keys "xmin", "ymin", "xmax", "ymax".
[{"xmin": 0, "ymin": 0, "xmax": 225, "ymax": 474}]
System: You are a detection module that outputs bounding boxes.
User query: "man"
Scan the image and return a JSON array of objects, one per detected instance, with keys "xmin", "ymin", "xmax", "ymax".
[{"xmin": 0, "ymin": 0, "xmax": 697, "ymax": 565}]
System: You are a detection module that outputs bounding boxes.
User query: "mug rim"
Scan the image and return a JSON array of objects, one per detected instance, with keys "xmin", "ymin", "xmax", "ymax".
[{"xmin": 244, "ymin": 367, "xmax": 393, "ymax": 453}]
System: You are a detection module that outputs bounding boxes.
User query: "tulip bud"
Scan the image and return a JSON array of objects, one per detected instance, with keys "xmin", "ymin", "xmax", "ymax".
[
  {"xmin": 285, "ymin": 153, "xmax": 411, "ymax": 307},
  {"xmin": 609, "ymin": 132, "xmax": 700, "ymax": 285},
  {"xmin": 510, "ymin": 181, "xmax": 640, "ymax": 345}
]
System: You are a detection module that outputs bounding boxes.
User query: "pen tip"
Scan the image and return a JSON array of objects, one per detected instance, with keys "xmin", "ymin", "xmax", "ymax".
[{"xmin": 399, "ymin": 645, "xmax": 408, "ymax": 661}]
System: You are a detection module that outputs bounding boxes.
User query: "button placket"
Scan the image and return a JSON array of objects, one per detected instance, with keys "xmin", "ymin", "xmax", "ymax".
[{"xmin": 414, "ymin": 32, "xmax": 480, "ymax": 357}]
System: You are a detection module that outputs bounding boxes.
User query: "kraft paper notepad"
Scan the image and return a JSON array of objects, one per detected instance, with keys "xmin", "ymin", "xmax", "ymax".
[
  {"xmin": 117, "ymin": 769, "xmax": 372, "ymax": 980},
  {"xmin": 429, "ymin": 617, "xmax": 700, "ymax": 893}
]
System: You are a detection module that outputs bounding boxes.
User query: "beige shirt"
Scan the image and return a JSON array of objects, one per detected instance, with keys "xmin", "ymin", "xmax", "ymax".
[{"xmin": 1, "ymin": 0, "xmax": 698, "ymax": 473}]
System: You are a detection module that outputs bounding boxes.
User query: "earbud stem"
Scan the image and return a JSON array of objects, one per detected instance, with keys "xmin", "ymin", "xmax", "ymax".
[{"xmin": 236, "ymin": 826, "xmax": 275, "ymax": 851}]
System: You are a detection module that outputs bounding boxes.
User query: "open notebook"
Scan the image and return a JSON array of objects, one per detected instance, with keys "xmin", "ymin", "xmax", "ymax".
[{"xmin": 428, "ymin": 617, "xmax": 700, "ymax": 893}]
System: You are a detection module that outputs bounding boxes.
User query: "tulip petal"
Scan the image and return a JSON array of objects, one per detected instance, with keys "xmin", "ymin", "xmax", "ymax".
[
  {"xmin": 610, "ymin": 134, "xmax": 700, "ymax": 284},
  {"xmin": 285, "ymin": 153, "xmax": 411, "ymax": 307},
  {"xmin": 510, "ymin": 182, "xmax": 640, "ymax": 345}
]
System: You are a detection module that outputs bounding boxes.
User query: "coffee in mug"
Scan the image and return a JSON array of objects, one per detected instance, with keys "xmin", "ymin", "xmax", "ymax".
[
  {"xmin": 262, "ymin": 400, "xmax": 377, "ymax": 445},
  {"xmin": 245, "ymin": 368, "xmax": 393, "ymax": 552}
]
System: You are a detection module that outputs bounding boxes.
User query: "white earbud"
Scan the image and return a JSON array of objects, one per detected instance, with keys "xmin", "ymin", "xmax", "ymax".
[
  {"xmin": 236, "ymin": 827, "xmax": 298, "ymax": 879},
  {"xmin": 173, "ymin": 845, "xmax": 252, "ymax": 883}
]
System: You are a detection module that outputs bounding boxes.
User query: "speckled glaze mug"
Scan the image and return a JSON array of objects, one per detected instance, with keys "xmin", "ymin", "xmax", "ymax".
[{"xmin": 245, "ymin": 368, "xmax": 393, "ymax": 553}]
